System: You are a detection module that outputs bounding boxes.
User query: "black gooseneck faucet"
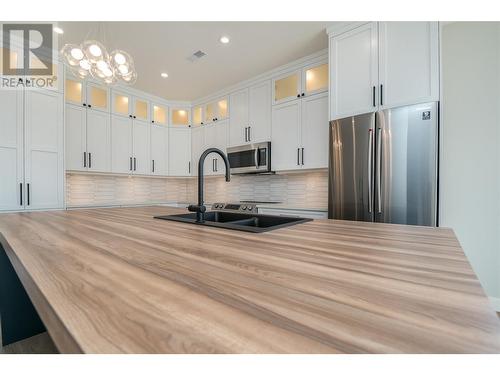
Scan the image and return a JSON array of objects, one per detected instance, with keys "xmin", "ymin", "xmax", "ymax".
[{"xmin": 188, "ymin": 148, "xmax": 231, "ymax": 223}]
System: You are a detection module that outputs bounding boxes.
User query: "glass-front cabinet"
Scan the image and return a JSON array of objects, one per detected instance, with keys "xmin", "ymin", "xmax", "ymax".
[
  {"xmin": 134, "ymin": 98, "xmax": 149, "ymax": 122},
  {"xmin": 171, "ymin": 108, "xmax": 190, "ymax": 127},
  {"xmin": 273, "ymin": 70, "xmax": 301, "ymax": 104},
  {"xmin": 86, "ymin": 83, "xmax": 109, "ymax": 112},
  {"xmin": 202, "ymin": 97, "xmax": 229, "ymax": 124},
  {"xmin": 272, "ymin": 62, "xmax": 328, "ymax": 105},
  {"xmin": 303, "ymin": 62, "xmax": 328, "ymax": 96},
  {"xmin": 112, "ymin": 91, "xmax": 132, "ymax": 117},
  {"xmin": 65, "ymin": 78, "xmax": 112, "ymax": 112},
  {"xmin": 152, "ymin": 103, "xmax": 168, "ymax": 125},
  {"xmin": 192, "ymin": 105, "xmax": 203, "ymax": 126}
]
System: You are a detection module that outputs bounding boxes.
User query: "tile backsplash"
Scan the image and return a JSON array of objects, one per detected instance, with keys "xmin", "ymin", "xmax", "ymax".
[{"xmin": 66, "ymin": 170, "xmax": 328, "ymax": 209}]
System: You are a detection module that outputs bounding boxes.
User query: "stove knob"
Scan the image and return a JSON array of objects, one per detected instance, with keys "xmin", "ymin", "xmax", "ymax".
[{"xmin": 242, "ymin": 206, "xmax": 247, "ymax": 210}]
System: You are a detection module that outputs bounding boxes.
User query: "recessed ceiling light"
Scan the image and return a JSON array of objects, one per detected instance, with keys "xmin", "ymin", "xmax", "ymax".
[
  {"xmin": 161, "ymin": 72, "xmax": 168, "ymax": 78},
  {"xmin": 219, "ymin": 36, "xmax": 230, "ymax": 44},
  {"xmin": 53, "ymin": 27, "xmax": 64, "ymax": 34}
]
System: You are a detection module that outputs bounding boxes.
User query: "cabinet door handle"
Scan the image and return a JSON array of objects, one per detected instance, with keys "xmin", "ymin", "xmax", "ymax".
[
  {"xmin": 88, "ymin": 153, "xmax": 92, "ymax": 169},
  {"xmin": 215, "ymin": 158, "xmax": 218, "ymax": 172},
  {"xmin": 130, "ymin": 157, "xmax": 133, "ymax": 171},
  {"xmin": 20, "ymin": 183, "xmax": 23, "ymax": 206},
  {"xmin": 297, "ymin": 148, "xmax": 300, "ymax": 165},
  {"xmin": 301, "ymin": 148, "xmax": 304, "ymax": 165},
  {"xmin": 372, "ymin": 86, "xmax": 376, "ymax": 107},
  {"xmin": 380, "ymin": 84, "xmax": 384, "ymax": 106},
  {"xmin": 188, "ymin": 161, "xmax": 191, "ymax": 174},
  {"xmin": 83, "ymin": 103, "xmax": 87, "ymax": 107},
  {"xmin": 212, "ymin": 158, "xmax": 215, "ymax": 172},
  {"xmin": 134, "ymin": 157, "xmax": 136, "ymax": 171},
  {"xmin": 301, "ymin": 93, "xmax": 305, "ymax": 97},
  {"xmin": 248, "ymin": 126, "xmax": 251, "ymax": 142},
  {"xmin": 27, "ymin": 183, "xmax": 30, "ymax": 206},
  {"xmin": 244, "ymin": 127, "xmax": 248, "ymax": 142},
  {"xmin": 83, "ymin": 152, "xmax": 87, "ymax": 168},
  {"xmin": 88, "ymin": 104, "xmax": 92, "ymax": 108},
  {"xmin": 152, "ymin": 160, "xmax": 155, "ymax": 173}
]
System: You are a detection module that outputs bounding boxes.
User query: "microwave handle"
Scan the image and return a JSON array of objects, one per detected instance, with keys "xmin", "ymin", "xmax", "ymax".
[{"xmin": 254, "ymin": 148, "xmax": 259, "ymax": 169}]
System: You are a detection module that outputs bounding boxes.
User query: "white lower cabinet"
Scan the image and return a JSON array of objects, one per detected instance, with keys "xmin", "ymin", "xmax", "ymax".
[
  {"xmin": 150, "ymin": 125, "xmax": 168, "ymax": 176},
  {"xmin": 19, "ymin": 90, "xmax": 64, "ymax": 211},
  {"xmin": 272, "ymin": 92, "xmax": 328, "ymax": 171},
  {"xmin": 132, "ymin": 120, "xmax": 150, "ymax": 175},
  {"xmin": 111, "ymin": 114, "xmax": 133, "ymax": 174},
  {"xmin": 169, "ymin": 127, "xmax": 191, "ymax": 176}
]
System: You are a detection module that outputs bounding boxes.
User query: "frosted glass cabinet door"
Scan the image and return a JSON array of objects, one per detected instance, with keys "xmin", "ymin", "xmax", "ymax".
[
  {"xmin": 134, "ymin": 99, "xmax": 150, "ymax": 122},
  {"xmin": 152, "ymin": 104, "xmax": 168, "ymax": 125},
  {"xmin": 303, "ymin": 63, "xmax": 328, "ymax": 96},
  {"xmin": 205, "ymin": 103, "xmax": 215, "ymax": 123},
  {"xmin": 65, "ymin": 78, "xmax": 84, "ymax": 105},
  {"xmin": 112, "ymin": 91, "xmax": 131, "ymax": 117},
  {"xmin": 273, "ymin": 70, "xmax": 301, "ymax": 105},
  {"xmin": 86, "ymin": 84, "xmax": 109, "ymax": 112},
  {"xmin": 192, "ymin": 106, "xmax": 203, "ymax": 126},
  {"xmin": 171, "ymin": 108, "xmax": 190, "ymax": 126},
  {"xmin": 216, "ymin": 98, "xmax": 228, "ymax": 120},
  {"xmin": 0, "ymin": 90, "xmax": 24, "ymax": 210}
]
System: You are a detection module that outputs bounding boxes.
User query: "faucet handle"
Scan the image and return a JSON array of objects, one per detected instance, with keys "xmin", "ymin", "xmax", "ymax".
[{"xmin": 188, "ymin": 204, "xmax": 206, "ymax": 213}]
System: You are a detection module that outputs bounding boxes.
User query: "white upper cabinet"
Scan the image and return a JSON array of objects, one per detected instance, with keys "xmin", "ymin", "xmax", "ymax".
[
  {"xmin": 169, "ymin": 127, "xmax": 191, "ymax": 176},
  {"xmin": 229, "ymin": 88, "xmax": 249, "ymax": 146},
  {"xmin": 201, "ymin": 97, "xmax": 229, "ymax": 125},
  {"xmin": 303, "ymin": 62, "xmax": 329, "ymax": 97},
  {"xmin": 150, "ymin": 125, "xmax": 168, "ymax": 176},
  {"xmin": 0, "ymin": 90, "xmax": 24, "ymax": 211},
  {"xmin": 378, "ymin": 22, "xmax": 439, "ymax": 109},
  {"xmin": 329, "ymin": 21, "xmax": 439, "ymax": 119},
  {"xmin": 203, "ymin": 121, "xmax": 228, "ymax": 175},
  {"xmin": 330, "ymin": 22, "xmax": 379, "ymax": 120},
  {"xmin": 248, "ymin": 80, "xmax": 271, "ymax": 143},
  {"xmin": 191, "ymin": 126, "xmax": 205, "ymax": 176},
  {"xmin": 229, "ymin": 80, "xmax": 271, "ymax": 146},
  {"xmin": 65, "ymin": 77, "xmax": 111, "ymax": 173}
]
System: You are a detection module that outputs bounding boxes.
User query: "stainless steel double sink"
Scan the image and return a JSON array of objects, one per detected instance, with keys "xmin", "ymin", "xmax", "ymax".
[{"xmin": 154, "ymin": 211, "xmax": 311, "ymax": 233}]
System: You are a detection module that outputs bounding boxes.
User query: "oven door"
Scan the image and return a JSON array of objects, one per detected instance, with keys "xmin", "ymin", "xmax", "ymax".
[{"xmin": 227, "ymin": 142, "xmax": 271, "ymax": 174}]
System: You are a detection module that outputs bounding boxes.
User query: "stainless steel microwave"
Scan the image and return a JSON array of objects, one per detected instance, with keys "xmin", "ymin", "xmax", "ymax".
[{"xmin": 227, "ymin": 142, "xmax": 272, "ymax": 174}]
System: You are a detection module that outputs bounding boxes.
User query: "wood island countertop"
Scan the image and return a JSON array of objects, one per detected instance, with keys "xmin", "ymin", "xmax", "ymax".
[{"xmin": 0, "ymin": 206, "xmax": 499, "ymax": 353}]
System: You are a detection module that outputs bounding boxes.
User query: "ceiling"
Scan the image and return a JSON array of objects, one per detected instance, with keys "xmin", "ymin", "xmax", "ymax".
[{"xmin": 57, "ymin": 22, "xmax": 334, "ymax": 101}]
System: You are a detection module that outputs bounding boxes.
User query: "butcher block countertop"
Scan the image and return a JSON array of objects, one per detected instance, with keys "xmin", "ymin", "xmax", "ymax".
[{"xmin": 0, "ymin": 206, "xmax": 499, "ymax": 353}]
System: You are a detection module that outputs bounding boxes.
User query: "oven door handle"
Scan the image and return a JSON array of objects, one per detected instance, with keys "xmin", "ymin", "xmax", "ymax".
[{"xmin": 254, "ymin": 148, "xmax": 260, "ymax": 169}]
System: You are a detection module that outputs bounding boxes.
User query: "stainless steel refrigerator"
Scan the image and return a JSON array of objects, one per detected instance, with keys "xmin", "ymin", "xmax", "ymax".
[{"xmin": 328, "ymin": 102, "xmax": 438, "ymax": 226}]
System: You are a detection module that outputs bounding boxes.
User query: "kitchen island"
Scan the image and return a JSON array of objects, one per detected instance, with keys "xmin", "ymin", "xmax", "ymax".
[{"xmin": 0, "ymin": 206, "xmax": 499, "ymax": 353}]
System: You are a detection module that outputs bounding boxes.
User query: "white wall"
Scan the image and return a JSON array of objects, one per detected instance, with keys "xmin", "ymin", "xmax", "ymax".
[{"xmin": 441, "ymin": 22, "xmax": 500, "ymax": 305}]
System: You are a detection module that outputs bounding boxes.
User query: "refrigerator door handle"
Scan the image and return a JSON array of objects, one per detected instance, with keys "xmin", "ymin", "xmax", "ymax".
[
  {"xmin": 368, "ymin": 129, "xmax": 373, "ymax": 213},
  {"xmin": 376, "ymin": 127, "xmax": 382, "ymax": 214}
]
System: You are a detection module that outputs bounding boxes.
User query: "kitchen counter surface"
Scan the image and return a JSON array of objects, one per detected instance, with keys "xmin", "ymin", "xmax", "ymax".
[{"xmin": 0, "ymin": 206, "xmax": 499, "ymax": 353}]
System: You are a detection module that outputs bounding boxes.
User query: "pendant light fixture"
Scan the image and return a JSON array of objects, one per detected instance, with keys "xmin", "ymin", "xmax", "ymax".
[{"xmin": 61, "ymin": 23, "xmax": 137, "ymax": 85}]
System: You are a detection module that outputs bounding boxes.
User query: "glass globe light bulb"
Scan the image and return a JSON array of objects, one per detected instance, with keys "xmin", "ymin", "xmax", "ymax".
[
  {"xmin": 118, "ymin": 65, "xmax": 129, "ymax": 75},
  {"xmin": 79, "ymin": 59, "xmax": 91, "ymax": 70},
  {"xmin": 89, "ymin": 44, "xmax": 102, "ymax": 57},
  {"xmin": 96, "ymin": 60, "xmax": 108, "ymax": 71},
  {"xmin": 114, "ymin": 53, "xmax": 126, "ymax": 65},
  {"xmin": 70, "ymin": 48, "xmax": 84, "ymax": 60}
]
